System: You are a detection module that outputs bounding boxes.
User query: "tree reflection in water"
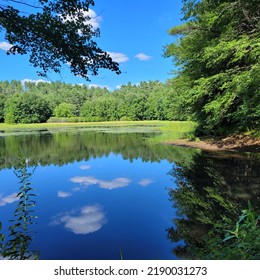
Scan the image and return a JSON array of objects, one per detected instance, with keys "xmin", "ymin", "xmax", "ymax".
[{"xmin": 167, "ymin": 152, "xmax": 260, "ymax": 259}]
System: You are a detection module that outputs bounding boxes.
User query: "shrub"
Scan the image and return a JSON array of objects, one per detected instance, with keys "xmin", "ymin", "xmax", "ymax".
[
  {"xmin": 4, "ymin": 93, "xmax": 52, "ymax": 123},
  {"xmin": 54, "ymin": 103, "xmax": 76, "ymax": 118}
]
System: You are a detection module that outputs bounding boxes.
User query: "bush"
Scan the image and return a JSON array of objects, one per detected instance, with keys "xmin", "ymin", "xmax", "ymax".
[
  {"xmin": 4, "ymin": 93, "xmax": 52, "ymax": 123},
  {"xmin": 54, "ymin": 103, "xmax": 76, "ymax": 118}
]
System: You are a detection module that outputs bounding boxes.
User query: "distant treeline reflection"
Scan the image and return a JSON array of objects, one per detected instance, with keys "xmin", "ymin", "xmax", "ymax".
[{"xmin": 0, "ymin": 130, "xmax": 198, "ymax": 169}]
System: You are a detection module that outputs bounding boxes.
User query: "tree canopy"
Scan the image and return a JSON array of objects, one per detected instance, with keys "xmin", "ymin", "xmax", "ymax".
[
  {"xmin": 166, "ymin": 0, "xmax": 260, "ymax": 135},
  {"xmin": 0, "ymin": 80, "xmax": 186, "ymax": 123},
  {"xmin": 0, "ymin": 0, "xmax": 120, "ymax": 79}
]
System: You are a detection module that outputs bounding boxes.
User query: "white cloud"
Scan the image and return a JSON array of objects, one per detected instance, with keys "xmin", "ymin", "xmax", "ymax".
[
  {"xmin": 0, "ymin": 193, "xmax": 19, "ymax": 206},
  {"xmin": 85, "ymin": 9, "xmax": 102, "ymax": 30},
  {"xmin": 70, "ymin": 176, "xmax": 131, "ymax": 190},
  {"xmin": 61, "ymin": 9, "xmax": 102, "ymax": 31},
  {"xmin": 21, "ymin": 79, "xmax": 50, "ymax": 85},
  {"xmin": 135, "ymin": 53, "xmax": 152, "ymax": 61},
  {"xmin": 80, "ymin": 165, "xmax": 92, "ymax": 170},
  {"xmin": 138, "ymin": 178, "xmax": 153, "ymax": 186},
  {"xmin": 87, "ymin": 84, "xmax": 109, "ymax": 89},
  {"xmin": 52, "ymin": 205, "xmax": 106, "ymax": 234},
  {"xmin": 107, "ymin": 52, "xmax": 129, "ymax": 63},
  {"xmin": 57, "ymin": 191, "xmax": 72, "ymax": 198},
  {"xmin": 0, "ymin": 42, "xmax": 13, "ymax": 51}
]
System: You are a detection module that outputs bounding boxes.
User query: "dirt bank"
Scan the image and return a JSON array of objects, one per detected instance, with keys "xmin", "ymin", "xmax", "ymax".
[{"xmin": 166, "ymin": 135, "xmax": 260, "ymax": 153}]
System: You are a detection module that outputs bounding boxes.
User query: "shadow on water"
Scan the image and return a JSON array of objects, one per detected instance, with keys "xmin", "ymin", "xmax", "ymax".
[{"xmin": 167, "ymin": 151, "xmax": 260, "ymax": 259}]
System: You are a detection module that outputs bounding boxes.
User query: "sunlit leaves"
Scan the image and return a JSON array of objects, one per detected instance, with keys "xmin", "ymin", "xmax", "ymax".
[
  {"xmin": 0, "ymin": 0, "xmax": 120, "ymax": 80},
  {"xmin": 166, "ymin": 0, "xmax": 260, "ymax": 134},
  {"xmin": 4, "ymin": 93, "xmax": 52, "ymax": 123}
]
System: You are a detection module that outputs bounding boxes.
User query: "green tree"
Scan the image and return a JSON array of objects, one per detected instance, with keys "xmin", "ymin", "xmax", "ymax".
[
  {"xmin": 165, "ymin": 0, "xmax": 260, "ymax": 135},
  {"xmin": 54, "ymin": 102, "xmax": 76, "ymax": 118},
  {"xmin": 0, "ymin": 93, "xmax": 6, "ymax": 122},
  {"xmin": 4, "ymin": 93, "xmax": 52, "ymax": 123},
  {"xmin": 0, "ymin": 0, "xmax": 120, "ymax": 79}
]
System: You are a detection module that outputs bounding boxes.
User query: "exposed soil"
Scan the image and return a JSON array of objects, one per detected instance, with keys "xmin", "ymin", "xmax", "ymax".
[{"xmin": 166, "ymin": 135, "xmax": 260, "ymax": 153}]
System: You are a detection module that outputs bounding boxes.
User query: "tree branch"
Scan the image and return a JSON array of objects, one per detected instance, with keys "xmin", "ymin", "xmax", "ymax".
[{"xmin": 4, "ymin": 0, "xmax": 42, "ymax": 9}]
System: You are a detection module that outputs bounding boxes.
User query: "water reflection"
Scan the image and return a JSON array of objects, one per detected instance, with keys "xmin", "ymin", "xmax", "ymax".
[
  {"xmin": 138, "ymin": 179, "xmax": 154, "ymax": 186},
  {"xmin": 70, "ymin": 176, "xmax": 132, "ymax": 190},
  {"xmin": 0, "ymin": 130, "xmax": 198, "ymax": 168},
  {"xmin": 167, "ymin": 151, "xmax": 260, "ymax": 259},
  {"xmin": 0, "ymin": 129, "xmax": 259, "ymax": 259},
  {"xmin": 51, "ymin": 205, "xmax": 107, "ymax": 235},
  {"xmin": 0, "ymin": 193, "xmax": 19, "ymax": 206},
  {"xmin": 57, "ymin": 191, "xmax": 72, "ymax": 198}
]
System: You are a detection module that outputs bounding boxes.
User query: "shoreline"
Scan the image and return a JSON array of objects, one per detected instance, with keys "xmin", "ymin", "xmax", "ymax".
[{"xmin": 165, "ymin": 135, "xmax": 260, "ymax": 153}]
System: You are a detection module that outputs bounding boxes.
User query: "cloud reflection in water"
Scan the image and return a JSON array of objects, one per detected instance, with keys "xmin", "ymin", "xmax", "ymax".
[
  {"xmin": 70, "ymin": 176, "xmax": 131, "ymax": 190},
  {"xmin": 57, "ymin": 191, "xmax": 72, "ymax": 198},
  {"xmin": 138, "ymin": 178, "xmax": 153, "ymax": 186},
  {"xmin": 0, "ymin": 193, "xmax": 19, "ymax": 206},
  {"xmin": 51, "ymin": 205, "xmax": 106, "ymax": 235}
]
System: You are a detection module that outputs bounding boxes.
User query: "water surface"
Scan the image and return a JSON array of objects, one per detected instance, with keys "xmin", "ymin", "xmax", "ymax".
[{"xmin": 0, "ymin": 128, "xmax": 259, "ymax": 259}]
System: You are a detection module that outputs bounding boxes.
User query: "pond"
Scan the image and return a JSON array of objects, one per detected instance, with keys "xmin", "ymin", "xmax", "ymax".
[{"xmin": 0, "ymin": 127, "xmax": 259, "ymax": 260}]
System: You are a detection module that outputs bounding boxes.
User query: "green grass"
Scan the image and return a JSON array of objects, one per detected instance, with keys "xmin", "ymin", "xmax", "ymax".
[
  {"xmin": 147, "ymin": 121, "xmax": 198, "ymax": 144},
  {"xmin": 244, "ymin": 129, "xmax": 260, "ymax": 139},
  {"xmin": 0, "ymin": 120, "xmax": 197, "ymax": 143}
]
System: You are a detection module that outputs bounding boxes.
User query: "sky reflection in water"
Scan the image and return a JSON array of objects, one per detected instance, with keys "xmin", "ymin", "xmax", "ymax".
[
  {"xmin": 0, "ymin": 145, "xmax": 177, "ymax": 260},
  {"xmin": 1, "ymin": 130, "xmax": 258, "ymax": 260}
]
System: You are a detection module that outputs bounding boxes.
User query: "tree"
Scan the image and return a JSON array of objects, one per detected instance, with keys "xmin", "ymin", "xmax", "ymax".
[
  {"xmin": 165, "ymin": 0, "xmax": 260, "ymax": 135},
  {"xmin": 0, "ymin": 0, "xmax": 121, "ymax": 80},
  {"xmin": 0, "ymin": 93, "xmax": 6, "ymax": 122},
  {"xmin": 54, "ymin": 102, "xmax": 76, "ymax": 117},
  {"xmin": 4, "ymin": 93, "xmax": 52, "ymax": 123}
]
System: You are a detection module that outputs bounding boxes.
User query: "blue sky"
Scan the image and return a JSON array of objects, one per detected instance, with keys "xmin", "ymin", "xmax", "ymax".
[{"xmin": 0, "ymin": 0, "xmax": 183, "ymax": 89}]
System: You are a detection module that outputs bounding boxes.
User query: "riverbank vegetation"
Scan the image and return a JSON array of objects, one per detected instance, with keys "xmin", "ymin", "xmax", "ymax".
[
  {"xmin": 0, "ymin": 120, "xmax": 197, "ymax": 146},
  {"xmin": 165, "ymin": 0, "xmax": 260, "ymax": 136}
]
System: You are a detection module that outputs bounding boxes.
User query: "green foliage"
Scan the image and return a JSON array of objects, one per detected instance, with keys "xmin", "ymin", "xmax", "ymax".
[
  {"xmin": 4, "ymin": 93, "xmax": 52, "ymax": 124},
  {"xmin": 166, "ymin": 0, "xmax": 260, "ymax": 135},
  {"xmin": 0, "ymin": 155, "xmax": 38, "ymax": 260},
  {"xmin": 1, "ymin": 80, "xmax": 191, "ymax": 123},
  {"xmin": 0, "ymin": 93, "xmax": 6, "ymax": 122},
  {"xmin": 167, "ymin": 151, "xmax": 260, "ymax": 259},
  {"xmin": 47, "ymin": 116, "xmax": 86, "ymax": 123},
  {"xmin": 54, "ymin": 103, "xmax": 76, "ymax": 118},
  {"xmin": 79, "ymin": 80, "xmax": 190, "ymax": 122},
  {"xmin": 0, "ymin": 1, "xmax": 120, "ymax": 80},
  {"xmin": 0, "ymin": 122, "xmax": 198, "ymax": 170},
  {"xmin": 199, "ymin": 202, "xmax": 260, "ymax": 260}
]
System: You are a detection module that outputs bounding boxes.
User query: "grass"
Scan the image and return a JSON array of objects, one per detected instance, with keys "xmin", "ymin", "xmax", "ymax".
[
  {"xmin": 147, "ymin": 121, "xmax": 198, "ymax": 144},
  {"xmin": 0, "ymin": 120, "xmax": 197, "ymax": 142}
]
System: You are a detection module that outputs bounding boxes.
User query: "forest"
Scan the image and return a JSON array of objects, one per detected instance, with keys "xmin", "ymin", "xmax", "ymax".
[
  {"xmin": 0, "ymin": 0, "xmax": 259, "ymax": 137},
  {"xmin": 0, "ymin": 0, "xmax": 259, "ymax": 261},
  {"xmin": 0, "ymin": 80, "xmax": 188, "ymax": 124}
]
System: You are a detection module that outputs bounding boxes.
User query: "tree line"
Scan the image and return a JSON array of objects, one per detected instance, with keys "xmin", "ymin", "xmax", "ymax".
[
  {"xmin": 0, "ymin": 1, "xmax": 259, "ymax": 136},
  {"xmin": 0, "ymin": 80, "xmax": 188, "ymax": 123},
  {"xmin": 165, "ymin": 0, "xmax": 260, "ymax": 135}
]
